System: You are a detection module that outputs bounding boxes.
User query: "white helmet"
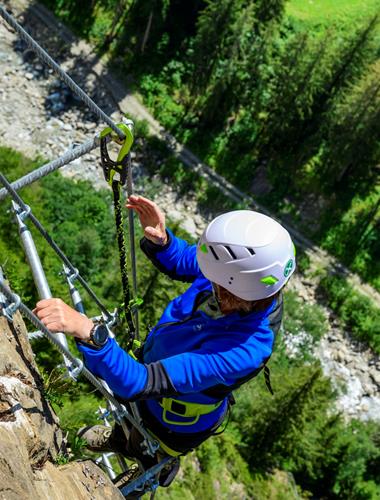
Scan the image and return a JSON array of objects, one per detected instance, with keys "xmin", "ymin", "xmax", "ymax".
[{"xmin": 196, "ymin": 210, "xmax": 296, "ymax": 301}]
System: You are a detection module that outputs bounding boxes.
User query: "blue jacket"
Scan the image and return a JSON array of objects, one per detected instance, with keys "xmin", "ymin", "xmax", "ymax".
[{"xmin": 78, "ymin": 229, "xmax": 282, "ymax": 434}]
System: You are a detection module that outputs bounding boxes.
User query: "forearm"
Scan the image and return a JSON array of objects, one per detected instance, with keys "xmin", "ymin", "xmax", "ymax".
[
  {"xmin": 77, "ymin": 338, "xmax": 148, "ymax": 400},
  {"xmin": 141, "ymin": 229, "xmax": 200, "ymax": 282}
]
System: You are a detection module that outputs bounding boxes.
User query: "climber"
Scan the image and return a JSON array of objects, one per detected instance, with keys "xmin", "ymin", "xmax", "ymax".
[{"xmin": 34, "ymin": 195, "xmax": 296, "ymax": 487}]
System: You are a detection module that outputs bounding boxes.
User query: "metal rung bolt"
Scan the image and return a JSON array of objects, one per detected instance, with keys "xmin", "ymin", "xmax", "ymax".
[
  {"xmin": 146, "ymin": 478, "xmax": 159, "ymax": 493},
  {"xmin": 69, "ymin": 358, "xmax": 84, "ymax": 380},
  {"xmin": 19, "ymin": 204, "xmax": 31, "ymax": 221},
  {"xmin": 1, "ymin": 294, "xmax": 21, "ymax": 322},
  {"xmin": 114, "ymin": 403, "xmax": 128, "ymax": 423},
  {"xmin": 96, "ymin": 407, "xmax": 111, "ymax": 421},
  {"xmin": 142, "ymin": 438, "xmax": 160, "ymax": 456},
  {"xmin": 67, "ymin": 267, "xmax": 79, "ymax": 283}
]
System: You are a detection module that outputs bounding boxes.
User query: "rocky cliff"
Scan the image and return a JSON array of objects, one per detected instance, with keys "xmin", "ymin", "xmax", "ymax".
[{"xmin": 0, "ymin": 312, "xmax": 123, "ymax": 500}]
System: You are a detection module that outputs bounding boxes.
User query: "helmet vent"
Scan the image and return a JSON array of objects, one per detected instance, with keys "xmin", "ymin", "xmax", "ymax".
[
  {"xmin": 224, "ymin": 246, "xmax": 236, "ymax": 259},
  {"xmin": 209, "ymin": 245, "xmax": 219, "ymax": 260},
  {"xmin": 247, "ymin": 248, "xmax": 255, "ymax": 255}
]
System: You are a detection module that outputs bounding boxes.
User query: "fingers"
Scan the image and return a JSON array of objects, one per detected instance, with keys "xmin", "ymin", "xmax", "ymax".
[
  {"xmin": 33, "ymin": 298, "xmax": 92, "ymax": 338},
  {"xmin": 128, "ymin": 195, "xmax": 156, "ymax": 208},
  {"xmin": 34, "ymin": 298, "xmax": 68, "ymax": 330},
  {"xmin": 35, "ymin": 298, "xmax": 61, "ymax": 310},
  {"xmin": 34, "ymin": 307, "xmax": 65, "ymax": 332},
  {"xmin": 35, "ymin": 307, "xmax": 57, "ymax": 320},
  {"xmin": 126, "ymin": 202, "xmax": 151, "ymax": 217},
  {"xmin": 126, "ymin": 196, "xmax": 162, "ymax": 217},
  {"xmin": 145, "ymin": 226, "xmax": 161, "ymax": 239},
  {"xmin": 42, "ymin": 321, "xmax": 63, "ymax": 333},
  {"xmin": 126, "ymin": 203, "xmax": 145, "ymax": 216}
]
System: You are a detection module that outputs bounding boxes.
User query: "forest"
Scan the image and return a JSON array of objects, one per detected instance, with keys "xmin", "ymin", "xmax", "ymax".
[
  {"xmin": 0, "ymin": 143, "xmax": 378, "ymax": 498},
  {"xmin": 41, "ymin": 0, "xmax": 380, "ymax": 291},
  {"xmin": 0, "ymin": 0, "xmax": 380, "ymax": 498}
]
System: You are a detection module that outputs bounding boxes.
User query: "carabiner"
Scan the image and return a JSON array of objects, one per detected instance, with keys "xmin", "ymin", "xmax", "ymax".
[{"xmin": 100, "ymin": 118, "xmax": 134, "ymax": 186}]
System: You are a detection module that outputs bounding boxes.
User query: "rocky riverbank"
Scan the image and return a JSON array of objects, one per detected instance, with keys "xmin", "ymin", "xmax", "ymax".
[{"xmin": 0, "ymin": 7, "xmax": 379, "ymax": 421}]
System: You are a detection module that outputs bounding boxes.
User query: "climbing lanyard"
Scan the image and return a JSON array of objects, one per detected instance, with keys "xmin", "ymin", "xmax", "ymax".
[{"xmin": 100, "ymin": 120, "xmax": 136, "ymax": 344}]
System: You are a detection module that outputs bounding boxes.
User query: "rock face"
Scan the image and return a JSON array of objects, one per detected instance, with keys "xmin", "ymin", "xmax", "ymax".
[{"xmin": 0, "ymin": 313, "xmax": 123, "ymax": 500}]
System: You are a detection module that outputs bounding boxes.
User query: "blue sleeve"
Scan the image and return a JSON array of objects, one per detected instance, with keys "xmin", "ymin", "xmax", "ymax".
[
  {"xmin": 77, "ymin": 338, "xmax": 148, "ymax": 400},
  {"xmin": 77, "ymin": 329, "xmax": 273, "ymax": 399},
  {"xmin": 161, "ymin": 330, "xmax": 274, "ymax": 394},
  {"xmin": 140, "ymin": 229, "xmax": 200, "ymax": 282}
]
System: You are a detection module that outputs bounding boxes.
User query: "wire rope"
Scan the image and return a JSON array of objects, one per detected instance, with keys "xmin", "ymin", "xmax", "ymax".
[
  {"xmin": 0, "ymin": 136, "xmax": 100, "ymax": 200},
  {"xmin": 0, "ymin": 6, "xmax": 125, "ymax": 140},
  {"xmin": 0, "ymin": 173, "xmax": 113, "ymax": 323},
  {"xmin": 126, "ymin": 155, "xmax": 140, "ymax": 339},
  {"xmin": 0, "ymin": 278, "xmax": 158, "ymax": 450}
]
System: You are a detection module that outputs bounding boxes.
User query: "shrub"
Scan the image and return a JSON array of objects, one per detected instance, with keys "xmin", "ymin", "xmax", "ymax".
[{"xmin": 318, "ymin": 273, "xmax": 380, "ymax": 354}]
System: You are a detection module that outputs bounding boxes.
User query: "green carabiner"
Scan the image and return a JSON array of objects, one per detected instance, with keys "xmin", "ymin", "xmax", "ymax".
[{"xmin": 100, "ymin": 118, "xmax": 134, "ymax": 185}]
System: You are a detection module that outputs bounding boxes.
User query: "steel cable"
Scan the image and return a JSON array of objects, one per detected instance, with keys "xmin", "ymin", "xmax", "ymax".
[
  {"xmin": 0, "ymin": 6, "xmax": 125, "ymax": 140},
  {"xmin": 126, "ymin": 156, "xmax": 140, "ymax": 339},
  {"xmin": 0, "ymin": 173, "xmax": 113, "ymax": 322},
  {"xmin": 0, "ymin": 278, "xmax": 158, "ymax": 449},
  {"xmin": 0, "ymin": 136, "xmax": 100, "ymax": 200}
]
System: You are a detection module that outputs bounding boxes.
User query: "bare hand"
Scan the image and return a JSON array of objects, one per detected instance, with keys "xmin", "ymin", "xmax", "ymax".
[
  {"xmin": 33, "ymin": 298, "xmax": 94, "ymax": 340},
  {"xmin": 126, "ymin": 195, "xmax": 167, "ymax": 245}
]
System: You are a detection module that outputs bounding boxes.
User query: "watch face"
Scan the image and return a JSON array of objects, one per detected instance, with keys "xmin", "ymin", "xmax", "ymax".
[{"xmin": 93, "ymin": 324, "xmax": 109, "ymax": 346}]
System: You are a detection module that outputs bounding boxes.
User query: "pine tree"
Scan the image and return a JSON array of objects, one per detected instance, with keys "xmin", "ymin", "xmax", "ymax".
[
  {"xmin": 188, "ymin": 0, "xmax": 286, "ymax": 128},
  {"xmin": 325, "ymin": 60, "xmax": 380, "ymax": 189},
  {"xmin": 253, "ymin": 0, "xmax": 286, "ymax": 27},
  {"xmin": 235, "ymin": 364, "xmax": 330, "ymax": 470}
]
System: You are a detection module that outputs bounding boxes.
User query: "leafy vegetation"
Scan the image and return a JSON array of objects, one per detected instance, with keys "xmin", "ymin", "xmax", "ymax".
[
  {"xmin": 1, "ymin": 144, "xmax": 379, "ymax": 497},
  {"xmin": 318, "ymin": 273, "xmax": 380, "ymax": 354},
  {"xmin": 41, "ymin": 0, "xmax": 380, "ymax": 291},
  {"xmin": 283, "ymin": 290, "xmax": 327, "ymax": 342}
]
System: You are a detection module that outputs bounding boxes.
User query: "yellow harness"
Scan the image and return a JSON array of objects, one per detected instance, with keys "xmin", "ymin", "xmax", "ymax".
[{"xmin": 159, "ymin": 397, "xmax": 223, "ymax": 426}]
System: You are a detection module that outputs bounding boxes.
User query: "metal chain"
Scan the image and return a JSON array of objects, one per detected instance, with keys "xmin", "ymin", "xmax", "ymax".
[
  {"xmin": 0, "ymin": 136, "xmax": 100, "ymax": 201},
  {"xmin": 0, "ymin": 6, "xmax": 124, "ymax": 140},
  {"xmin": 0, "ymin": 173, "xmax": 113, "ymax": 323}
]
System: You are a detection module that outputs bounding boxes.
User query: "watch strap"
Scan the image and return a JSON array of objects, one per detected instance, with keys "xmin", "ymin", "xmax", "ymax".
[{"xmin": 76, "ymin": 322, "xmax": 108, "ymax": 350}]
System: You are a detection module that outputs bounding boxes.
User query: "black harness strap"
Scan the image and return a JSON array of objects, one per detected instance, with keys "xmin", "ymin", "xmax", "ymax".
[{"xmin": 263, "ymin": 365, "xmax": 274, "ymax": 395}]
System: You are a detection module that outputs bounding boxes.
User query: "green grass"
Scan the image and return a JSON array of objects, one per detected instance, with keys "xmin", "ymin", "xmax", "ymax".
[{"xmin": 286, "ymin": 0, "xmax": 380, "ymax": 25}]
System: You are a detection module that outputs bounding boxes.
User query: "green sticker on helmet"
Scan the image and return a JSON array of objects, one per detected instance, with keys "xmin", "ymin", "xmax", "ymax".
[
  {"xmin": 284, "ymin": 259, "xmax": 294, "ymax": 277},
  {"xmin": 200, "ymin": 243, "xmax": 208, "ymax": 254},
  {"xmin": 260, "ymin": 275, "xmax": 278, "ymax": 286}
]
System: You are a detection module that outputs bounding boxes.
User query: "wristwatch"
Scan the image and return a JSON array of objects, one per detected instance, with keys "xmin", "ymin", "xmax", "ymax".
[{"xmin": 80, "ymin": 322, "xmax": 110, "ymax": 349}]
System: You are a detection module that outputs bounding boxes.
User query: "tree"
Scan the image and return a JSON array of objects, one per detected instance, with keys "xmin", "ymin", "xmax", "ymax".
[
  {"xmin": 323, "ymin": 60, "xmax": 380, "ymax": 189},
  {"xmin": 234, "ymin": 364, "xmax": 333, "ymax": 470}
]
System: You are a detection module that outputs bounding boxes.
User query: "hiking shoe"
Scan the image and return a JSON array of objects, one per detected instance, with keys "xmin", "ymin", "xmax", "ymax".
[
  {"xmin": 77, "ymin": 424, "xmax": 115, "ymax": 453},
  {"xmin": 159, "ymin": 457, "xmax": 180, "ymax": 487},
  {"xmin": 113, "ymin": 464, "xmax": 142, "ymax": 498}
]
